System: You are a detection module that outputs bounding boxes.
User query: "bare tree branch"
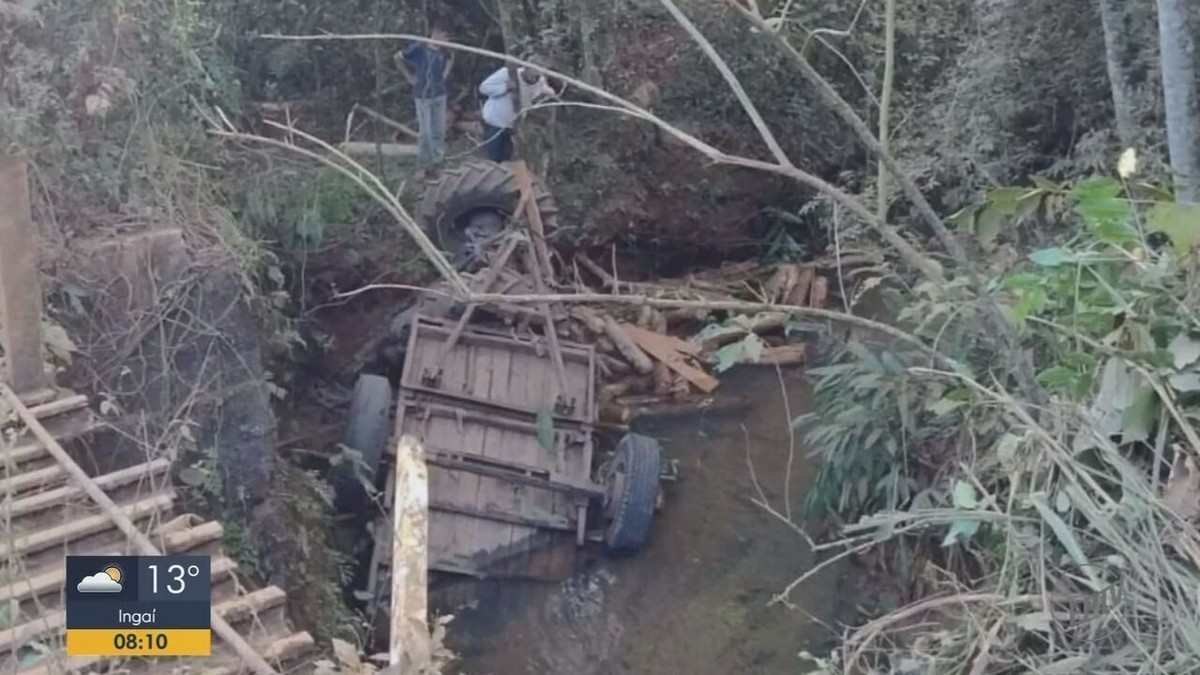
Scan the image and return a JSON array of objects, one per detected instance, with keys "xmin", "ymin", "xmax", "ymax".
[
  {"xmin": 254, "ymin": 32, "xmax": 946, "ymax": 281},
  {"xmin": 877, "ymin": 0, "xmax": 897, "ymax": 221},
  {"xmin": 207, "ymin": 119, "xmax": 469, "ymax": 297},
  {"xmin": 656, "ymin": 0, "xmax": 793, "ymax": 167},
  {"xmin": 730, "ymin": 3, "xmax": 968, "ymax": 267}
]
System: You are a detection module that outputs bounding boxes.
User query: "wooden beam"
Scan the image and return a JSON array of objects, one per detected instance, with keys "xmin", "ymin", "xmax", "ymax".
[
  {"xmin": 0, "ymin": 156, "xmax": 49, "ymax": 395},
  {"xmin": 337, "ymin": 141, "xmax": 418, "ymax": 156},
  {"xmin": 390, "ymin": 435, "xmax": 432, "ymax": 670},
  {"xmin": 425, "ymin": 451, "xmax": 604, "ymax": 499},
  {"xmin": 512, "ymin": 161, "xmax": 569, "ymax": 394},
  {"xmin": 432, "ymin": 234, "xmax": 521, "ymax": 371},
  {"xmin": 429, "ymin": 499, "xmax": 574, "ymax": 531}
]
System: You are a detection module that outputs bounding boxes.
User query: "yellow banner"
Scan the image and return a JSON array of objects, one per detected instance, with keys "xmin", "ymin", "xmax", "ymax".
[{"xmin": 66, "ymin": 628, "xmax": 211, "ymax": 656}]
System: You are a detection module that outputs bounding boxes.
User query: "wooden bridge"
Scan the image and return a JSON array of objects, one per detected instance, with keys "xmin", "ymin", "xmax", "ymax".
[{"xmin": 0, "ymin": 156, "xmax": 317, "ymax": 673}]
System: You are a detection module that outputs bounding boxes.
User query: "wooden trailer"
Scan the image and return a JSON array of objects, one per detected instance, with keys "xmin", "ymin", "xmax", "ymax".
[{"xmin": 347, "ymin": 308, "xmax": 663, "ymax": 612}]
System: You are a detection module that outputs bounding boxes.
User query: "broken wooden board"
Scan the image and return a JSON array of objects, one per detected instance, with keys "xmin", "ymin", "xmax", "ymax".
[
  {"xmin": 390, "ymin": 435, "xmax": 432, "ymax": 670},
  {"xmin": 621, "ymin": 323, "xmax": 719, "ymax": 393}
]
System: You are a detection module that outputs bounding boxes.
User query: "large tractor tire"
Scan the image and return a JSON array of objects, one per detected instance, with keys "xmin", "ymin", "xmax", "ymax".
[
  {"xmin": 603, "ymin": 433, "xmax": 663, "ymax": 554},
  {"xmin": 333, "ymin": 374, "xmax": 393, "ymax": 513},
  {"xmin": 417, "ymin": 160, "xmax": 560, "ymax": 270}
]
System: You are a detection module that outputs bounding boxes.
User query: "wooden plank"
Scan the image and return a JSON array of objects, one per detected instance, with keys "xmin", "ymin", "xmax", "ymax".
[
  {"xmin": 624, "ymin": 323, "xmax": 702, "ymax": 357},
  {"xmin": 5, "ymin": 458, "xmax": 170, "ymax": 519},
  {"xmin": 621, "ymin": 323, "xmax": 720, "ymax": 393},
  {"xmin": 390, "ymin": 435, "xmax": 432, "ymax": 670},
  {"xmin": 27, "ymin": 394, "xmax": 88, "ymax": 420},
  {"xmin": 418, "ymin": 406, "xmax": 486, "ymax": 578},
  {"xmin": 0, "ymin": 157, "xmax": 49, "ymax": 395},
  {"xmin": 457, "ymin": 414, "xmax": 489, "ymax": 568},
  {"xmin": 498, "ymin": 424, "xmax": 563, "ymax": 535}
]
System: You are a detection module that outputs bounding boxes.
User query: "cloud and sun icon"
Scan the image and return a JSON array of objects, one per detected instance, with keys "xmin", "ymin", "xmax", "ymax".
[{"xmin": 76, "ymin": 563, "xmax": 124, "ymax": 593}]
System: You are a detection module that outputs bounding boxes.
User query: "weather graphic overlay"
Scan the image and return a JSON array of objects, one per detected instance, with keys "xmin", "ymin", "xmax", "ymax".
[{"xmin": 65, "ymin": 556, "xmax": 212, "ymax": 657}]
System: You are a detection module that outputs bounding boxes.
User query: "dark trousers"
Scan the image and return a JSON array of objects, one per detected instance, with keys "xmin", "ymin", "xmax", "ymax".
[{"xmin": 482, "ymin": 123, "xmax": 514, "ymax": 163}]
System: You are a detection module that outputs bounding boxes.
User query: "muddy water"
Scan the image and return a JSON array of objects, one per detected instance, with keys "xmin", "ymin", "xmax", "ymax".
[{"xmin": 444, "ymin": 367, "xmax": 859, "ymax": 675}]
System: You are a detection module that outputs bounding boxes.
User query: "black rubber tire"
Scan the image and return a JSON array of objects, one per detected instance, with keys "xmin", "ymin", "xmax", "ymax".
[
  {"xmin": 417, "ymin": 159, "xmax": 559, "ymax": 269},
  {"xmin": 605, "ymin": 433, "xmax": 663, "ymax": 553},
  {"xmin": 333, "ymin": 374, "xmax": 393, "ymax": 512}
]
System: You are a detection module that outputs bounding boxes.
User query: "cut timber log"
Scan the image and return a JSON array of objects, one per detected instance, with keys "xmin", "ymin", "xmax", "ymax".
[
  {"xmin": 636, "ymin": 305, "xmax": 655, "ymax": 328},
  {"xmin": 598, "ymin": 353, "xmax": 631, "ymax": 376},
  {"xmin": 790, "ymin": 266, "xmax": 816, "ymax": 306},
  {"xmin": 758, "ymin": 344, "xmax": 808, "ymax": 366},
  {"xmin": 621, "ymin": 323, "xmax": 719, "ymax": 393},
  {"xmin": 600, "ymin": 399, "xmax": 632, "ymax": 425},
  {"xmin": 571, "ymin": 307, "xmax": 653, "ymax": 374},
  {"xmin": 338, "ymin": 142, "xmax": 418, "ymax": 157},
  {"xmin": 809, "ymin": 275, "xmax": 829, "ymax": 308},
  {"xmin": 350, "ymin": 104, "xmax": 418, "ymax": 138},
  {"xmin": 764, "ymin": 264, "xmax": 800, "ymax": 304},
  {"xmin": 602, "ymin": 394, "xmax": 753, "ymax": 424},
  {"xmin": 650, "ymin": 312, "xmax": 672, "ymax": 393},
  {"xmin": 664, "ymin": 307, "xmax": 713, "ymax": 324},
  {"xmin": 653, "ymin": 363, "xmax": 674, "ymax": 395},
  {"xmin": 596, "ymin": 336, "xmax": 617, "ymax": 355},
  {"xmin": 599, "ymin": 376, "xmax": 653, "ymax": 402}
]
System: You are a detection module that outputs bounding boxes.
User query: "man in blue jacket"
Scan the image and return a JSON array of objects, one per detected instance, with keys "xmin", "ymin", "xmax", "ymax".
[{"xmin": 396, "ymin": 26, "xmax": 454, "ymax": 174}]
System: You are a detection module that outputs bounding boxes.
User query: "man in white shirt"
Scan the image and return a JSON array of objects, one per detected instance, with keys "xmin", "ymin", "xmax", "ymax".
[{"xmin": 477, "ymin": 61, "xmax": 558, "ymax": 163}]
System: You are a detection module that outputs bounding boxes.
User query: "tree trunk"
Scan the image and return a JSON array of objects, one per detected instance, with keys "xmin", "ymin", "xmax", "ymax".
[
  {"xmin": 1099, "ymin": 0, "xmax": 1141, "ymax": 147},
  {"xmin": 575, "ymin": 0, "xmax": 604, "ymax": 87},
  {"xmin": 495, "ymin": 0, "xmax": 519, "ymax": 54},
  {"xmin": 1156, "ymin": 0, "xmax": 1200, "ymax": 202}
]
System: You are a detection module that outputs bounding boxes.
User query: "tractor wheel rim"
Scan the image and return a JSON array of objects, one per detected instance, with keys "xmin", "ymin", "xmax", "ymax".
[{"xmin": 458, "ymin": 214, "xmax": 507, "ymax": 269}]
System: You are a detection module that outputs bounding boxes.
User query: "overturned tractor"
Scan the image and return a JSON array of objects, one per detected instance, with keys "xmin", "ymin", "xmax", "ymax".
[
  {"xmin": 336, "ymin": 159, "xmax": 666, "ymax": 602},
  {"xmin": 416, "ymin": 159, "xmax": 560, "ymax": 270}
]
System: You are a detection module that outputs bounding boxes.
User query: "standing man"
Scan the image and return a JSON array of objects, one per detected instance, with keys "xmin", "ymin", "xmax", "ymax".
[
  {"xmin": 477, "ymin": 59, "xmax": 559, "ymax": 164},
  {"xmin": 396, "ymin": 26, "xmax": 454, "ymax": 175}
]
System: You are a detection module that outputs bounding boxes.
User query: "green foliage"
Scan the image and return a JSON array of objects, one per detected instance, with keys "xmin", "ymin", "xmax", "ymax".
[
  {"xmin": 713, "ymin": 333, "xmax": 766, "ymax": 372},
  {"xmin": 942, "ymin": 480, "xmax": 983, "ymax": 547},
  {"xmin": 803, "ymin": 159, "xmax": 1200, "ymax": 670},
  {"xmin": 794, "ymin": 343, "xmax": 924, "ymax": 519},
  {"xmin": 979, "ymin": 173, "xmax": 1200, "ymax": 441},
  {"xmin": 238, "ymin": 166, "xmax": 367, "ymax": 248}
]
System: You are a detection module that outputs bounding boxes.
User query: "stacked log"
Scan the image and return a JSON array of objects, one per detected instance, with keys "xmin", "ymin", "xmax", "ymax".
[{"xmin": 557, "ymin": 258, "xmax": 836, "ymax": 425}]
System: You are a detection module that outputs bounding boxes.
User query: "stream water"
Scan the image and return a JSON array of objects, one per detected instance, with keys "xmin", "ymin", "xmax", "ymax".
[{"xmin": 441, "ymin": 366, "xmax": 860, "ymax": 675}]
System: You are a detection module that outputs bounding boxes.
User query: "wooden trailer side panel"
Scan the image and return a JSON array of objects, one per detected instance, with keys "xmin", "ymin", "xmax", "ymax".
[
  {"xmin": 387, "ymin": 315, "xmax": 596, "ymax": 581},
  {"xmin": 400, "ymin": 398, "xmax": 589, "ymax": 579},
  {"xmin": 401, "ymin": 320, "xmax": 595, "ymax": 423}
]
